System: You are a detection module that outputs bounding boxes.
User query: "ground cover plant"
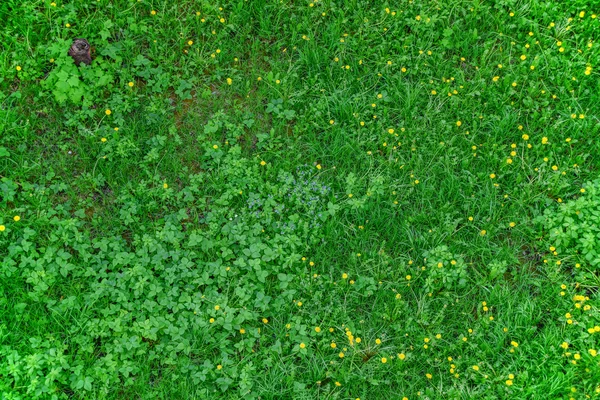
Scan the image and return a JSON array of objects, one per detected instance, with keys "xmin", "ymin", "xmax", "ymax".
[{"xmin": 1, "ymin": 0, "xmax": 600, "ymax": 398}]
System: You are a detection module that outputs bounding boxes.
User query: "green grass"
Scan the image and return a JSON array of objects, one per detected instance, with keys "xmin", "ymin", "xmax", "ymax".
[{"xmin": 1, "ymin": 0, "xmax": 600, "ymax": 399}]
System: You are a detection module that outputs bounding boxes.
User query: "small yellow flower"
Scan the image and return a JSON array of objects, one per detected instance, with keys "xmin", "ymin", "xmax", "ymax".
[
  {"xmin": 520, "ymin": 55, "xmax": 526, "ymax": 61},
  {"xmin": 339, "ymin": 352, "xmax": 345, "ymax": 358},
  {"xmin": 0, "ymin": 225, "xmax": 5, "ymax": 232},
  {"xmin": 260, "ymin": 160, "xmax": 266, "ymax": 166},
  {"xmin": 480, "ymin": 230, "xmax": 487, "ymax": 236},
  {"xmin": 105, "ymin": 109, "xmax": 112, "ymax": 116},
  {"xmin": 101, "ymin": 137, "xmax": 107, "ymax": 143},
  {"xmin": 315, "ymin": 327, "xmax": 321, "ymax": 333},
  {"xmin": 329, "ymin": 119, "xmax": 335, "ymax": 125},
  {"xmin": 151, "ymin": 10, "xmax": 156, "ymax": 15},
  {"xmin": 456, "ymin": 120, "xmax": 462, "ymax": 127},
  {"xmin": 506, "ymin": 379, "xmax": 513, "ymax": 386},
  {"xmin": 381, "ymin": 357, "xmax": 387, "ymax": 363},
  {"xmin": 472, "ymin": 365, "xmax": 479, "ymax": 371},
  {"xmin": 489, "ymin": 173, "xmax": 496, "ymax": 179},
  {"xmin": 226, "ymin": 78, "xmax": 232, "ymax": 85},
  {"xmin": 330, "ymin": 342, "xmax": 337, "ymax": 348},
  {"xmin": 188, "ymin": 40, "xmax": 193, "ymax": 45},
  {"xmin": 128, "ymin": 81, "xmax": 134, "ymax": 87},
  {"xmin": 240, "ymin": 328, "xmax": 246, "ymax": 334},
  {"xmin": 511, "ymin": 341, "xmax": 519, "ymax": 347},
  {"xmin": 13, "ymin": 216, "xmax": 21, "ymax": 222},
  {"xmin": 426, "ymin": 373, "xmax": 432, "ymax": 379},
  {"xmin": 509, "ymin": 222, "xmax": 516, "ymax": 227},
  {"xmin": 375, "ymin": 338, "xmax": 382, "ymax": 345},
  {"xmin": 262, "ymin": 318, "xmax": 268, "ymax": 324},
  {"xmin": 335, "ymin": 382, "xmax": 341, "ymax": 387},
  {"xmin": 209, "ymin": 318, "xmax": 215, "ymax": 323},
  {"xmin": 214, "ymin": 305, "xmax": 220, "ymax": 310},
  {"xmin": 299, "ymin": 343, "xmax": 306, "ymax": 349},
  {"xmin": 316, "ymin": 164, "xmax": 322, "ymax": 170},
  {"xmin": 522, "ymin": 134, "xmax": 529, "ymax": 140},
  {"xmin": 163, "ymin": 183, "xmax": 168, "ymax": 189},
  {"xmin": 65, "ymin": 23, "xmax": 71, "ymax": 28},
  {"xmin": 297, "ymin": 301, "xmax": 302, "ymax": 306},
  {"xmin": 398, "ymin": 353, "xmax": 406, "ymax": 360}
]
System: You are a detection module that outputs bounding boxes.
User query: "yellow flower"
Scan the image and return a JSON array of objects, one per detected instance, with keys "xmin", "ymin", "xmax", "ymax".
[
  {"xmin": 151, "ymin": 10, "xmax": 156, "ymax": 15},
  {"xmin": 188, "ymin": 40, "xmax": 193, "ymax": 45},
  {"xmin": 480, "ymin": 230, "xmax": 486, "ymax": 236},
  {"xmin": 300, "ymin": 343, "xmax": 306, "ymax": 349},
  {"xmin": 65, "ymin": 23, "xmax": 71, "ymax": 28},
  {"xmin": 426, "ymin": 373, "xmax": 432, "ymax": 379},
  {"xmin": 128, "ymin": 81, "xmax": 134, "ymax": 87},
  {"xmin": 522, "ymin": 134, "xmax": 529, "ymax": 140},
  {"xmin": 226, "ymin": 78, "xmax": 232, "ymax": 85},
  {"xmin": 329, "ymin": 119, "xmax": 334, "ymax": 125},
  {"xmin": 398, "ymin": 353, "xmax": 406, "ymax": 360},
  {"xmin": 297, "ymin": 301, "xmax": 302, "ymax": 306},
  {"xmin": 520, "ymin": 55, "xmax": 526, "ymax": 61},
  {"xmin": 489, "ymin": 173, "xmax": 496, "ymax": 179},
  {"xmin": 355, "ymin": 337, "xmax": 361, "ymax": 343},
  {"xmin": 342, "ymin": 273, "xmax": 348, "ymax": 279},
  {"xmin": 101, "ymin": 137, "xmax": 107, "ymax": 143},
  {"xmin": 375, "ymin": 338, "xmax": 382, "ymax": 345},
  {"xmin": 335, "ymin": 382, "xmax": 341, "ymax": 387},
  {"xmin": 316, "ymin": 164, "xmax": 322, "ymax": 170},
  {"xmin": 339, "ymin": 352, "xmax": 345, "ymax": 358},
  {"xmin": 406, "ymin": 275, "xmax": 411, "ymax": 280},
  {"xmin": 315, "ymin": 327, "xmax": 321, "ymax": 333},
  {"xmin": 163, "ymin": 183, "xmax": 168, "ymax": 189},
  {"xmin": 240, "ymin": 328, "xmax": 246, "ymax": 334},
  {"xmin": 0, "ymin": 225, "xmax": 5, "ymax": 232},
  {"xmin": 13, "ymin": 216, "xmax": 21, "ymax": 222},
  {"xmin": 105, "ymin": 109, "xmax": 112, "ymax": 116},
  {"xmin": 511, "ymin": 341, "xmax": 519, "ymax": 347},
  {"xmin": 506, "ymin": 379, "xmax": 513, "ymax": 386},
  {"xmin": 260, "ymin": 160, "xmax": 266, "ymax": 166},
  {"xmin": 456, "ymin": 120, "xmax": 462, "ymax": 127},
  {"xmin": 262, "ymin": 318, "xmax": 268, "ymax": 324},
  {"xmin": 381, "ymin": 357, "xmax": 387, "ymax": 363}
]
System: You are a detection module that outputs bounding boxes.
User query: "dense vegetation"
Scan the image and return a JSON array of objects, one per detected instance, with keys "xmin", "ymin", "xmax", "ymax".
[{"xmin": 1, "ymin": 0, "xmax": 599, "ymax": 398}]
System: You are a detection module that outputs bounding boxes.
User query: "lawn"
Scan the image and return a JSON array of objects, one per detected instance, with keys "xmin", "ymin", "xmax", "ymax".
[{"xmin": 1, "ymin": 0, "xmax": 599, "ymax": 399}]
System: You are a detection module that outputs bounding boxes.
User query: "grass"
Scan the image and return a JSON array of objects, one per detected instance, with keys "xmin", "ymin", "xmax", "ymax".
[{"xmin": 1, "ymin": 0, "xmax": 600, "ymax": 399}]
